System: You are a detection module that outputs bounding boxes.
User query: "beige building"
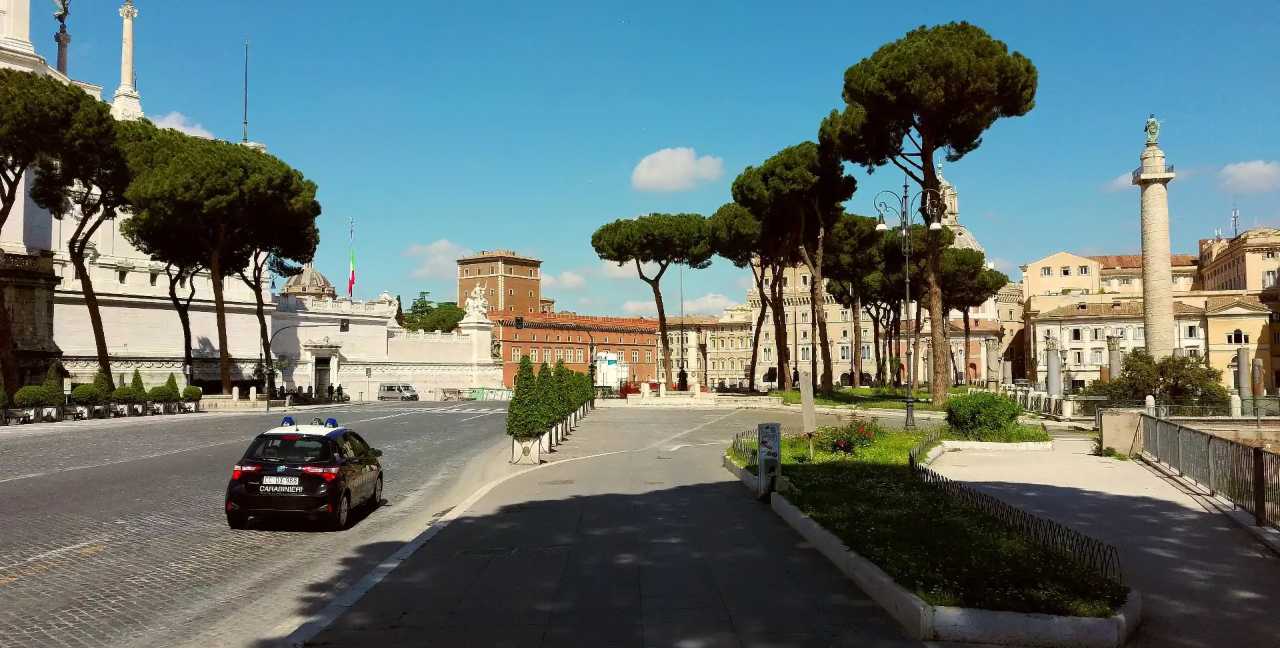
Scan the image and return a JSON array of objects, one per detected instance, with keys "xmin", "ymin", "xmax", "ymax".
[
  {"xmin": 1020, "ymin": 252, "xmax": 1196, "ymax": 299},
  {"xmin": 1198, "ymin": 228, "xmax": 1280, "ymax": 292}
]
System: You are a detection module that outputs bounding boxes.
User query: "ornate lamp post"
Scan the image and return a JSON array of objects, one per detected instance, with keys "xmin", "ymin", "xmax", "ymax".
[{"xmin": 874, "ymin": 177, "xmax": 945, "ymax": 429}]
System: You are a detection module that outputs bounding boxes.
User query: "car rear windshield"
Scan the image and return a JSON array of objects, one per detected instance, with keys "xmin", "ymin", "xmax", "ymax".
[{"xmin": 245, "ymin": 435, "xmax": 334, "ymax": 464}]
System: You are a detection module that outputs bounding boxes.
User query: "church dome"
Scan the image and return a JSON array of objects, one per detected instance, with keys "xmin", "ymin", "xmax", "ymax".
[{"xmin": 282, "ymin": 263, "xmax": 337, "ymax": 299}]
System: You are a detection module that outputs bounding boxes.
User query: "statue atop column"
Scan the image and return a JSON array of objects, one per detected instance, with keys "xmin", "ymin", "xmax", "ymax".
[
  {"xmin": 1144, "ymin": 113, "xmax": 1160, "ymax": 146},
  {"xmin": 463, "ymin": 284, "xmax": 490, "ymax": 322},
  {"xmin": 51, "ymin": 1, "xmax": 71, "ymax": 75}
]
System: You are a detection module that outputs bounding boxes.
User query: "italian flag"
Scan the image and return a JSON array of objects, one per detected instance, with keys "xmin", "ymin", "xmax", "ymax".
[{"xmin": 347, "ymin": 247, "xmax": 356, "ymax": 298}]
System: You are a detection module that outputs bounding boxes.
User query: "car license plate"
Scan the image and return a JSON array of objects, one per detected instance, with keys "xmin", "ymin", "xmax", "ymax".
[{"xmin": 262, "ymin": 476, "xmax": 299, "ymax": 485}]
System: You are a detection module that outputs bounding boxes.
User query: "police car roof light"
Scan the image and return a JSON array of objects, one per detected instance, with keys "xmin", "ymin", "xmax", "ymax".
[
  {"xmin": 281, "ymin": 416, "xmax": 295, "ymax": 427},
  {"xmin": 324, "ymin": 417, "xmax": 339, "ymax": 428}
]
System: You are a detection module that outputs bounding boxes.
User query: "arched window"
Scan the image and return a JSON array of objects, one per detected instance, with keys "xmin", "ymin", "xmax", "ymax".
[{"xmin": 1227, "ymin": 329, "xmax": 1249, "ymax": 344}]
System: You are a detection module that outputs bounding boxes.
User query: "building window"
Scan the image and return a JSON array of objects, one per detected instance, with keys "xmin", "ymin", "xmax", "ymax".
[
  {"xmin": 842, "ymin": 329, "xmax": 848, "ymax": 339},
  {"xmin": 509, "ymin": 289, "xmax": 514, "ymax": 295},
  {"xmin": 1072, "ymin": 351, "xmax": 1083, "ymax": 364},
  {"xmin": 1040, "ymin": 267, "xmax": 1051, "ymax": 277},
  {"xmin": 764, "ymin": 347, "xmax": 772, "ymax": 360},
  {"xmin": 1092, "ymin": 327, "xmax": 1102, "ymax": 341},
  {"xmin": 1267, "ymin": 251, "xmax": 1276, "ymax": 259},
  {"xmin": 800, "ymin": 347, "xmax": 810, "ymax": 361},
  {"xmin": 1090, "ymin": 349, "xmax": 1103, "ymax": 365},
  {"xmin": 118, "ymin": 270, "xmax": 127, "ymax": 284},
  {"xmin": 530, "ymin": 348, "xmax": 538, "ymax": 362},
  {"xmin": 631, "ymin": 350, "xmax": 638, "ymax": 364},
  {"xmin": 801, "ymin": 275, "xmax": 809, "ymax": 286},
  {"xmin": 1117, "ymin": 328, "xmax": 1126, "ymax": 340},
  {"xmin": 1071, "ymin": 328, "xmax": 1082, "ymax": 342},
  {"xmin": 1079, "ymin": 265, "xmax": 1090, "ymax": 275},
  {"xmin": 840, "ymin": 345, "xmax": 850, "ymax": 360},
  {"xmin": 1266, "ymin": 270, "xmax": 1277, "ymax": 289},
  {"xmin": 1120, "ymin": 278, "xmax": 1132, "ymax": 285},
  {"xmin": 511, "ymin": 347, "xmax": 521, "ymax": 361},
  {"xmin": 149, "ymin": 272, "xmax": 158, "ymax": 286},
  {"xmin": 576, "ymin": 349, "xmax": 584, "ymax": 363},
  {"xmin": 1187, "ymin": 348, "xmax": 1200, "ymax": 358},
  {"xmin": 1186, "ymin": 325, "xmax": 1198, "ymax": 338},
  {"xmin": 645, "ymin": 351, "xmax": 652, "ymax": 363},
  {"xmin": 1228, "ymin": 329, "xmax": 1248, "ymax": 344},
  {"xmin": 1061, "ymin": 266, "xmax": 1071, "ymax": 276}
]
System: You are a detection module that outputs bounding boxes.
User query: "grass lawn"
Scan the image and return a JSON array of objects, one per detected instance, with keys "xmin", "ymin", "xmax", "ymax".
[
  {"xmin": 730, "ymin": 422, "xmax": 1125, "ymax": 617},
  {"xmin": 774, "ymin": 386, "xmax": 952, "ymax": 411}
]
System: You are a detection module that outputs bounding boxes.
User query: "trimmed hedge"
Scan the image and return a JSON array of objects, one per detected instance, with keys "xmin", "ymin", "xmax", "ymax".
[
  {"xmin": 15, "ymin": 385, "xmax": 61, "ymax": 408},
  {"xmin": 182, "ymin": 385, "xmax": 203, "ymax": 402},
  {"xmin": 945, "ymin": 392, "xmax": 1021, "ymax": 438},
  {"xmin": 506, "ymin": 356, "xmax": 593, "ymax": 441},
  {"xmin": 71, "ymin": 384, "xmax": 105, "ymax": 406},
  {"xmin": 148, "ymin": 385, "xmax": 179, "ymax": 403},
  {"xmin": 112, "ymin": 386, "xmax": 140, "ymax": 404}
]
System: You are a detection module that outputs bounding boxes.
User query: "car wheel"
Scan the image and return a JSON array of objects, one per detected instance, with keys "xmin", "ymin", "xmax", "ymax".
[
  {"xmin": 329, "ymin": 493, "xmax": 350, "ymax": 531},
  {"xmin": 370, "ymin": 475, "xmax": 383, "ymax": 510},
  {"xmin": 226, "ymin": 512, "xmax": 248, "ymax": 530}
]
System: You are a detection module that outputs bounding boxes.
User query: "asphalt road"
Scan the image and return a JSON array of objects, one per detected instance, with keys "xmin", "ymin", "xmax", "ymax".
[{"xmin": 0, "ymin": 401, "xmax": 510, "ymax": 648}]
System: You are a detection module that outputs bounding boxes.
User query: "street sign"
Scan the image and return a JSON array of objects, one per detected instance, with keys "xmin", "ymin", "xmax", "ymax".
[{"xmin": 758, "ymin": 422, "xmax": 781, "ymax": 485}]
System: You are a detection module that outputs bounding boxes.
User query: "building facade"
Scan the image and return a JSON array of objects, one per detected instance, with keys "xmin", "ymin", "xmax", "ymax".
[
  {"xmin": 490, "ymin": 311, "xmax": 658, "ymax": 387},
  {"xmin": 1198, "ymin": 228, "xmax": 1280, "ymax": 292},
  {"xmin": 456, "ymin": 250, "xmax": 542, "ymax": 315}
]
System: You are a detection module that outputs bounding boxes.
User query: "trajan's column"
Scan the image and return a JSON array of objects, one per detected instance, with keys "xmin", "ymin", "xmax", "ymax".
[
  {"xmin": 110, "ymin": 0, "xmax": 143, "ymax": 121},
  {"xmin": 1133, "ymin": 114, "xmax": 1176, "ymax": 359}
]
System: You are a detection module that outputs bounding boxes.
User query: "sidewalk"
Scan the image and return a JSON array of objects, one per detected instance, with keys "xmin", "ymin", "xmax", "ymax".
[
  {"xmin": 931, "ymin": 437, "xmax": 1280, "ymax": 648},
  {"xmin": 287, "ymin": 407, "xmax": 921, "ymax": 648}
]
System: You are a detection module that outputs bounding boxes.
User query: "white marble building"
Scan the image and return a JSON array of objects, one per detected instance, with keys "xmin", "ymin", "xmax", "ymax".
[{"xmin": 272, "ymin": 268, "xmax": 502, "ymax": 401}]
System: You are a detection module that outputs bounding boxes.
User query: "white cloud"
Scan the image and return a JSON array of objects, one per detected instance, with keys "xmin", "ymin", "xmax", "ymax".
[
  {"xmin": 542, "ymin": 270, "xmax": 586, "ymax": 290},
  {"xmin": 622, "ymin": 300, "xmax": 654, "ymax": 315},
  {"xmin": 684, "ymin": 293, "xmax": 736, "ymax": 314},
  {"xmin": 630, "ymin": 147, "xmax": 724, "ymax": 192},
  {"xmin": 152, "ymin": 111, "xmax": 214, "ymax": 139},
  {"xmin": 600, "ymin": 259, "xmax": 660, "ymax": 279},
  {"xmin": 404, "ymin": 239, "xmax": 473, "ymax": 279},
  {"xmin": 623, "ymin": 293, "xmax": 735, "ymax": 316},
  {"xmin": 1103, "ymin": 173, "xmax": 1131, "ymax": 192},
  {"xmin": 1219, "ymin": 160, "xmax": 1280, "ymax": 194}
]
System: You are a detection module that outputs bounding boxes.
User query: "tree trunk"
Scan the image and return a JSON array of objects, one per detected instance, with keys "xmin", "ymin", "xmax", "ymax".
[
  {"xmin": 963, "ymin": 307, "xmax": 972, "ymax": 385},
  {"xmin": 69, "ymin": 244, "xmax": 113, "ymax": 388},
  {"xmin": 871, "ymin": 313, "xmax": 883, "ymax": 386},
  {"xmin": 892, "ymin": 306, "xmax": 903, "ymax": 387},
  {"xmin": 921, "ymin": 145, "xmax": 949, "ymax": 405},
  {"xmin": 747, "ymin": 268, "xmax": 768, "ymax": 392},
  {"xmin": 165, "ymin": 266, "xmax": 195, "ymax": 378},
  {"xmin": 913, "ymin": 299, "xmax": 924, "ymax": 394},
  {"xmin": 798, "ymin": 241, "xmax": 834, "ymax": 394},
  {"xmin": 642, "ymin": 268, "xmax": 674, "ymax": 388},
  {"xmin": 238, "ymin": 256, "xmax": 275, "ymax": 399},
  {"xmin": 0, "ymin": 288, "xmax": 21, "ymax": 399},
  {"xmin": 209, "ymin": 241, "xmax": 232, "ymax": 393},
  {"xmin": 769, "ymin": 266, "xmax": 791, "ymax": 391},
  {"xmin": 852, "ymin": 294, "xmax": 863, "ymax": 388}
]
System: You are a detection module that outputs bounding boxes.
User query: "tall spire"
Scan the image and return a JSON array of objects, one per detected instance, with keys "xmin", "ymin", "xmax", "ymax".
[
  {"xmin": 110, "ymin": 0, "xmax": 143, "ymax": 121},
  {"xmin": 242, "ymin": 40, "xmax": 250, "ymax": 143}
]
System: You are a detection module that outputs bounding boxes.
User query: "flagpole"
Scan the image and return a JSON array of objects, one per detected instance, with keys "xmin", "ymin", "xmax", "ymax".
[{"xmin": 347, "ymin": 217, "xmax": 355, "ymax": 299}]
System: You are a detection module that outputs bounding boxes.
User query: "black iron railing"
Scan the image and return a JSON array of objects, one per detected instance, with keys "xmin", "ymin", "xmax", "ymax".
[{"xmin": 908, "ymin": 431, "xmax": 1125, "ymax": 585}]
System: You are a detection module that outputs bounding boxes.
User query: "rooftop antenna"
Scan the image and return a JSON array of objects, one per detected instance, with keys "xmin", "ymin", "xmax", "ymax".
[
  {"xmin": 242, "ymin": 40, "xmax": 250, "ymax": 144},
  {"xmin": 1232, "ymin": 203, "xmax": 1240, "ymax": 238}
]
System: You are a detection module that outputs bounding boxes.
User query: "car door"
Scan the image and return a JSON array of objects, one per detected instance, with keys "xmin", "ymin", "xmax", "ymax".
[
  {"xmin": 346, "ymin": 431, "xmax": 380, "ymax": 501},
  {"xmin": 335, "ymin": 433, "xmax": 364, "ymax": 500}
]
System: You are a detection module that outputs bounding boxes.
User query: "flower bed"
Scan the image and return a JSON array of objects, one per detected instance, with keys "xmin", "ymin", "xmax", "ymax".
[{"xmin": 728, "ymin": 422, "xmax": 1126, "ymax": 618}]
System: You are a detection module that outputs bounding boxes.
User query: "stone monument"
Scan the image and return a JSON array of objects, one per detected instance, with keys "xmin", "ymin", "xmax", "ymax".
[
  {"xmin": 1132, "ymin": 114, "xmax": 1176, "ymax": 359},
  {"xmin": 1107, "ymin": 336, "xmax": 1123, "ymax": 381},
  {"xmin": 984, "ymin": 337, "xmax": 1001, "ymax": 388},
  {"xmin": 1045, "ymin": 335, "xmax": 1062, "ymax": 396},
  {"xmin": 110, "ymin": 0, "xmax": 142, "ymax": 121}
]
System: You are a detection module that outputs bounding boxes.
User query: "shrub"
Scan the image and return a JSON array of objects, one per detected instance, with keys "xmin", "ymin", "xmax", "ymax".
[
  {"xmin": 827, "ymin": 420, "xmax": 879, "ymax": 454},
  {"xmin": 43, "ymin": 362, "xmax": 64, "ymax": 393},
  {"xmin": 93, "ymin": 370, "xmax": 112, "ymax": 392},
  {"xmin": 15, "ymin": 385, "xmax": 60, "ymax": 408},
  {"xmin": 182, "ymin": 385, "xmax": 203, "ymax": 402},
  {"xmin": 505, "ymin": 356, "xmax": 541, "ymax": 440},
  {"xmin": 946, "ymin": 392, "xmax": 1020, "ymax": 438},
  {"xmin": 111, "ymin": 386, "xmax": 139, "ymax": 404},
  {"xmin": 148, "ymin": 385, "xmax": 178, "ymax": 403},
  {"xmin": 130, "ymin": 369, "xmax": 145, "ymax": 395},
  {"xmin": 71, "ymin": 384, "xmax": 104, "ymax": 406},
  {"xmin": 164, "ymin": 373, "xmax": 180, "ymax": 394}
]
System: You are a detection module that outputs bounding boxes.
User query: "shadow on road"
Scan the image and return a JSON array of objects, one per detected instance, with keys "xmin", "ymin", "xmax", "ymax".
[
  {"xmin": 248, "ymin": 480, "xmax": 918, "ymax": 648},
  {"xmin": 242, "ymin": 499, "xmax": 389, "ymax": 533}
]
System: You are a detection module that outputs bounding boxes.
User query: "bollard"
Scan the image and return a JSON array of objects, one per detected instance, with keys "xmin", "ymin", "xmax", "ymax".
[{"xmin": 1145, "ymin": 395, "xmax": 1156, "ymax": 416}]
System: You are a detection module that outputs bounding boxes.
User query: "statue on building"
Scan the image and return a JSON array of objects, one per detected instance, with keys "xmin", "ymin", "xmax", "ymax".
[
  {"xmin": 463, "ymin": 284, "xmax": 490, "ymax": 321},
  {"xmin": 1144, "ymin": 113, "xmax": 1160, "ymax": 146}
]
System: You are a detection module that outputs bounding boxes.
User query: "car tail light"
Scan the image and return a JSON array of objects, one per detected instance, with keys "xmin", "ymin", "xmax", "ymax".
[
  {"xmin": 232, "ymin": 464, "xmax": 260, "ymax": 481},
  {"xmin": 303, "ymin": 466, "xmax": 340, "ymax": 482}
]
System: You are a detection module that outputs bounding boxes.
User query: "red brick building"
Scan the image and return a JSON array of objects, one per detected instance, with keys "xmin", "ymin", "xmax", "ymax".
[
  {"xmin": 490, "ymin": 312, "xmax": 660, "ymax": 387},
  {"xmin": 456, "ymin": 250, "xmax": 542, "ymax": 314}
]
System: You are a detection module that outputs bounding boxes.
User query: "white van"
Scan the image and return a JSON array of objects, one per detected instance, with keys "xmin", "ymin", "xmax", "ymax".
[{"xmin": 377, "ymin": 383, "xmax": 419, "ymax": 401}]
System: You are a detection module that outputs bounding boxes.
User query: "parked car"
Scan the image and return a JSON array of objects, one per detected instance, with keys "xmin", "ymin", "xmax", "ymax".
[
  {"xmin": 377, "ymin": 383, "xmax": 419, "ymax": 401},
  {"xmin": 224, "ymin": 417, "xmax": 384, "ymax": 530}
]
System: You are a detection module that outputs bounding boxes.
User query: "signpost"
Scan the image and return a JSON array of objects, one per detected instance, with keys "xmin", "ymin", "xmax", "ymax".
[
  {"xmin": 799, "ymin": 369, "xmax": 817, "ymax": 459},
  {"xmin": 757, "ymin": 422, "xmax": 781, "ymax": 494}
]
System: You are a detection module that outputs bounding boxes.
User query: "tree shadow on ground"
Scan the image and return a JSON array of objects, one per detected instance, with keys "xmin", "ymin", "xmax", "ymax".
[
  {"xmin": 248, "ymin": 480, "xmax": 921, "ymax": 648},
  {"xmin": 957, "ymin": 474, "xmax": 1280, "ymax": 648}
]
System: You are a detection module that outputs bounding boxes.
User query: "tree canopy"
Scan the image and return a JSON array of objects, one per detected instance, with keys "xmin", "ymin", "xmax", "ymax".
[
  {"xmin": 1084, "ymin": 349, "xmax": 1229, "ymax": 406},
  {"xmin": 401, "ymin": 292, "xmax": 466, "ymax": 332}
]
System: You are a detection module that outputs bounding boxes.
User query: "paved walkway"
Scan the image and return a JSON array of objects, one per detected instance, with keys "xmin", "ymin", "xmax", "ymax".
[
  {"xmin": 290, "ymin": 408, "xmax": 920, "ymax": 648},
  {"xmin": 932, "ymin": 436, "xmax": 1280, "ymax": 648}
]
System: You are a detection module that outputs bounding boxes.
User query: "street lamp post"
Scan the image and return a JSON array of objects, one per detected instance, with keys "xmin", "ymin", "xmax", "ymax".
[{"xmin": 874, "ymin": 177, "xmax": 945, "ymax": 429}]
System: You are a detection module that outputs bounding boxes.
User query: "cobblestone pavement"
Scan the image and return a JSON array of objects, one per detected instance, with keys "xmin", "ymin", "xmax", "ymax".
[{"xmin": 0, "ymin": 402, "xmax": 510, "ymax": 648}]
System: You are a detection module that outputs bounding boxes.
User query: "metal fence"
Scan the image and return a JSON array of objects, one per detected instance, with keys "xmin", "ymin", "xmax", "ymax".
[
  {"xmin": 1142, "ymin": 415, "xmax": 1279, "ymax": 529},
  {"xmin": 908, "ymin": 430, "xmax": 1125, "ymax": 585},
  {"xmin": 728, "ymin": 429, "xmax": 758, "ymax": 472}
]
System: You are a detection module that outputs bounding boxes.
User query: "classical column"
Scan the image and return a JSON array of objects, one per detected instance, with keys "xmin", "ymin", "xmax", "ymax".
[
  {"xmin": 110, "ymin": 0, "xmax": 143, "ymax": 121},
  {"xmin": 1045, "ymin": 336, "xmax": 1062, "ymax": 396},
  {"xmin": 1107, "ymin": 336, "xmax": 1123, "ymax": 380},
  {"xmin": 0, "ymin": 0, "xmax": 35, "ymax": 54},
  {"xmin": 1133, "ymin": 115, "xmax": 1176, "ymax": 359}
]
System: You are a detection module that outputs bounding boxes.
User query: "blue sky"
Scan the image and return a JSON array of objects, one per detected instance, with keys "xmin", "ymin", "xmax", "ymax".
[{"xmin": 39, "ymin": 1, "xmax": 1280, "ymax": 315}]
